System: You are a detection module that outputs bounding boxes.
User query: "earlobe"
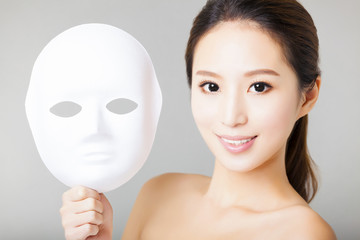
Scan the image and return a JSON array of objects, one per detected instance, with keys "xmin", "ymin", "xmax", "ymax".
[{"xmin": 298, "ymin": 76, "xmax": 321, "ymax": 119}]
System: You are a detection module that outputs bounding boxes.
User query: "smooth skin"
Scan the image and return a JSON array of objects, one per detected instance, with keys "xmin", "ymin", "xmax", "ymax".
[{"xmin": 60, "ymin": 21, "xmax": 336, "ymax": 240}]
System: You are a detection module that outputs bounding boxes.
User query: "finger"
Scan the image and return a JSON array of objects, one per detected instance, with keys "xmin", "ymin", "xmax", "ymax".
[
  {"xmin": 63, "ymin": 186, "xmax": 100, "ymax": 203},
  {"xmin": 74, "ymin": 198, "xmax": 104, "ymax": 214},
  {"xmin": 60, "ymin": 197, "xmax": 104, "ymax": 219},
  {"xmin": 62, "ymin": 210, "xmax": 103, "ymax": 229},
  {"xmin": 65, "ymin": 223, "xmax": 99, "ymax": 240}
]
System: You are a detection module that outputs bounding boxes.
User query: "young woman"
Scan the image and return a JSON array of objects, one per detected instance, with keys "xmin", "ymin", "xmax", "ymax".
[{"xmin": 60, "ymin": 0, "xmax": 337, "ymax": 239}]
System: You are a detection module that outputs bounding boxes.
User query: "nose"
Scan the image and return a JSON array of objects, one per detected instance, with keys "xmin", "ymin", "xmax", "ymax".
[
  {"xmin": 83, "ymin": 107, "xmax": 108, "ymax": 135},
  {"xmin": 220, "ymin": 90, "xmax": 248, "ymax": 127}
]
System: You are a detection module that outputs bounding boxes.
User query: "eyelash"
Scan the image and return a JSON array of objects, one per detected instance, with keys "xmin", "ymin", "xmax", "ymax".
[
  {"xmin": 199, "ymin": 80, "xmax": 220, "ymax": 94},
  {"xmin": 198, "ymin": 80, "xmax": 273, "ymax": 94},
  {"xmin": 248, "ymin": 81, "xmax": 272, "ymax": 94}
]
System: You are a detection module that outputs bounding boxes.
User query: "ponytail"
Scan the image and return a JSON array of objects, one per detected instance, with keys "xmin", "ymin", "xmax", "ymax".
[{"xmin": 286, "ymin": 115, "xmax": 318, "ymax": 202}]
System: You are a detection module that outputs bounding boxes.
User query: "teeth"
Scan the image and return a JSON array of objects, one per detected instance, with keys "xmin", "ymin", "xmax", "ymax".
[{"xmin": 222, "ymin": 137, "xmax": 253, "ymax": 146}]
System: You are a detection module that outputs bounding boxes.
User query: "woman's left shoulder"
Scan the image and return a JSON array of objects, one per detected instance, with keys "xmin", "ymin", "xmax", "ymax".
[{"xmin": 280, "ymin": 205, "xmax": 337, "ymax": 240}]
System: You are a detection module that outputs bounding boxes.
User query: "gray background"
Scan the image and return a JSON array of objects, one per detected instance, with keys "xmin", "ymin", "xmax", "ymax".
[{"xmin": 0, "ymin": 0, "xmax": 359, "ymax": 239}]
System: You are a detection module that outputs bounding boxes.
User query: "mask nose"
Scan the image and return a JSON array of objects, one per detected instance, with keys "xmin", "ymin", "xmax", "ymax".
[
  {"xmin": 220, "ymin": 91, "xmax": 248, "ymax": 127},
  {"xmin": 83, "ymin": 107, "xmax": 108, "ymax": 136}
]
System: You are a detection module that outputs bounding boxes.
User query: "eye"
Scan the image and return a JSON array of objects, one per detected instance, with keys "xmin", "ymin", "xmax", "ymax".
[
  {"xmin": 50, "ymin": 101, "xmax": 82, "ymax": 118},
  {"xmin": 248, "ymin": 82, "xmax": 272, "ymax": 93},
  {"xmin": 199, "ymin": 82, "xmax": 220, "ymax": 93},
  {"xmin": 106, "ymin": 98, "xmax": 138, "ymax": 115}
]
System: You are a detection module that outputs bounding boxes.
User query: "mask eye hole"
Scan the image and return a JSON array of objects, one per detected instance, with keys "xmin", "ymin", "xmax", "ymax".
[
  {"xmin": 106, "ymin": 98, "xmax": 138, "ymax": 115},
  {"xmin": 50, "ymin": 101, "xmax": 82, "ymax": 118}
]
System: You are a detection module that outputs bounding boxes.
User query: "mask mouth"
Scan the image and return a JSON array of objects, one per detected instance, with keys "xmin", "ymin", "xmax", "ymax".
[
  {"xmin": 81, "ymin": 134, "xmax": 114, "ymax": 144},
  {"xmin": 76, "ymin": 143, "xmax": 115, "ymax": 163},
  {"xmin": 81, "ymin": 151, "xmax": 114, "ymax": 164}
]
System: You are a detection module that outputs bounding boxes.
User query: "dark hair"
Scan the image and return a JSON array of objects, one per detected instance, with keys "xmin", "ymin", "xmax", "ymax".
[{"xmin": 185, "ymin": 0, "xmax": 320, "ymax": 202}]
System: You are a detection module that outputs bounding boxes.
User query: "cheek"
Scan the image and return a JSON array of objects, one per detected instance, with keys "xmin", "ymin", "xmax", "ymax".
[
  {"xmin": 252, "ymin": 94, "xmax": 299, "ymax": 137},
  {"xmin": 191, "ymin": 91, "xmax": 218, "ymax": 129}
]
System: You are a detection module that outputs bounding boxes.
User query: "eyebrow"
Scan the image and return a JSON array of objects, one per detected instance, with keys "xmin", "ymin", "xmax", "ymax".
[
  {"xmin": 244, "ymin": 69, "xmax": 280, "ymax": 77},
  {"xmin": 195, "ymin": 70, "xmax": 222, "ymax": 79},
  {"xmin": 195, "ymin": 69, "xmax": 280, "ymax": 79}
]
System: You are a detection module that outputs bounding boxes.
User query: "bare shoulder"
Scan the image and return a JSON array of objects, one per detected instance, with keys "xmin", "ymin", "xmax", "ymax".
[
  {"xmin": 279, "ymin": 205, "xmax": 337, "ymax": 240},
  {"xmin": 122, "ymin": 173, "xmax": 209, "ymax": 239},
  {"xmin": 144, "ymin": 172, "xmax": 210, "ymax": 187},
  {"xmin": 136, "ymin": 172, "xmax": 211, "ymax": 214},
  {"xmin": 141, "ymin": 172, "xmax": 210, "ymax": 199},
  {"xmin": 131, "ymin": 172, "xmax": 209, "ymax": 221}
]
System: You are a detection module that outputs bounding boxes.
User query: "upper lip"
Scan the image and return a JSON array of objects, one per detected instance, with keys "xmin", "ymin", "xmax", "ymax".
[{"xmin": 216, "ymin": 134, "xmax": 257, "ymax": 140}]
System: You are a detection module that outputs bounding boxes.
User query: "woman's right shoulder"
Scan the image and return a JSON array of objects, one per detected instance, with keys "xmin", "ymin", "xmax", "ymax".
[
  {"xmin": 127, "ymin": 173, "xmax": 208, "ymax": 223},
  {"xmin": 122, "ymin": 173, "xmax": 210, "ymax": 239},
  {"xmin": 143, "ymin": 172, "xmax": 186, "ymax": 190},
  {"xmin": 123, "ymin": 173, "xmax": 200, "ymax": 238},
  {"xmin": 140, "ymin": 172, "xmax": 209, "ymax": 200}
]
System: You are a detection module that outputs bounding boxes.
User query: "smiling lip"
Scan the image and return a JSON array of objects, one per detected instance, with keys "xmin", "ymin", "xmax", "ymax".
[{"xmin": 217, "ymin": 135, "xmax": 257, "ymax": 153}]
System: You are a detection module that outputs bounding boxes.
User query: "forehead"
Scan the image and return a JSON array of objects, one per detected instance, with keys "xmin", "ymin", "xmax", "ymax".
[
  {"xmin": 193, "ymin": 21, "xmax": 288, "ymax": 74},
  {"xmin": 30, "ymin": 24, "xmax": 151, "ymax": 96}
]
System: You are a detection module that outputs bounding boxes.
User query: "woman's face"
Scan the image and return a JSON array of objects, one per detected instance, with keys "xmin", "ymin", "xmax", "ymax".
[{"xmin": 191, "ymin": 21, "xmax": 304, "ymax": 172}]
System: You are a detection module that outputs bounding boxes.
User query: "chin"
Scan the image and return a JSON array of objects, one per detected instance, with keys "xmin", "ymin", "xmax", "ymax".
[{"xmin": 218, "ymin": 157, "xmax": 262, "ymax": 173}]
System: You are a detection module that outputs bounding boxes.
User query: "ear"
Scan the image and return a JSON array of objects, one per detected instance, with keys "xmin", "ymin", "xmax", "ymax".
[{"xmin": 297, "ymin": 76, "xmax": 321, "ymax": 119}]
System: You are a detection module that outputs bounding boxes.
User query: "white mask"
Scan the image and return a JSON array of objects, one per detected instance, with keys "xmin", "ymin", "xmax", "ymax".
[{"xmin": 25, "ymin": 24, "xmax": 162, "ymax": 192}]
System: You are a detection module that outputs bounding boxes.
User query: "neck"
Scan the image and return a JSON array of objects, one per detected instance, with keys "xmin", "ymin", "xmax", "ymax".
[{"xmin": 204, "ymin": 150, "xmax": 303, "ymax": 212}]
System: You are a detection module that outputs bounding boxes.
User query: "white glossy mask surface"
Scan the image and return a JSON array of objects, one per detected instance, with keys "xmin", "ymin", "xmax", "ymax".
[{"xmin": 25, "ymin": 24, "xmax": 162, "ymax": 192}]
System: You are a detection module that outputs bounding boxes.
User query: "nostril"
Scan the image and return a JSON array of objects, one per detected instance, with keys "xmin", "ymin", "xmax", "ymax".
[
  {"xmin": 238, "ymin": 114, "xmax": 248, "ymax": 125},
  {"xmin": 221, "ymin": 96, "xmax": 248, "ymax": 127},
  {"xmin": 222, "ymin": 112, "xmax": 248, "ymax": 127}
]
